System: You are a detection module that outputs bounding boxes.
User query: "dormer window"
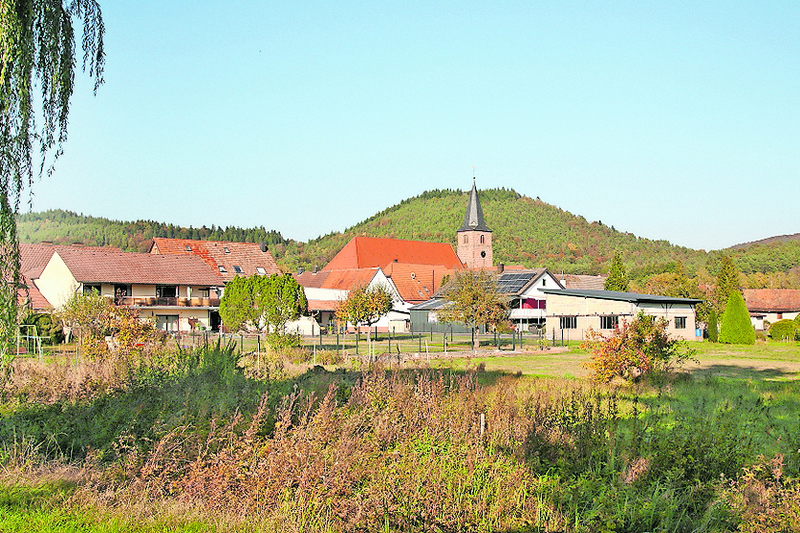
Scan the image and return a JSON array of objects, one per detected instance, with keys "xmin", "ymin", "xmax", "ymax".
[
  {"xmin": 185, "ymin": 244, "xmax": 192, "ymax": 252},
  {"xmin": 218, "ymin": 265, "xmax": 227, "ymax": 273},
  {"xmin": 233, "ymin": 265, "xmax": 243, "ymax": 274}
]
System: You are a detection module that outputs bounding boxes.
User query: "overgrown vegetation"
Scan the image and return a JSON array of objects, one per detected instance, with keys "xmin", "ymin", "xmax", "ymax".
[
  {"xmin": 2, "ymin": 339, "xmax": 800, "ymax": 531},
  {"xmin": 582, "ymin": 312, "xmax": 696, "ymax": 382}
]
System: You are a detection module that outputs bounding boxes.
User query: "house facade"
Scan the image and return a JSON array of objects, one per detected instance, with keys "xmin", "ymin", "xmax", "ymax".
[
  {"xmin": 541, "ymin": 288, "xmax": 701, "ymax": 342},
  {"xmin": 743, "ymin": 289, "xmax": 800, "ymax": 330},
  {"xmin": 36, "ymin": 247, "xmax": 224, "ymax": 332}
]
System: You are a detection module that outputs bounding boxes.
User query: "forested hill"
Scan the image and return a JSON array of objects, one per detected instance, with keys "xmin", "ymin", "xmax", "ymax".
[
  {"xmin": 273, "ymin": 188, "xmax": 706, "ymax": 275},
  {"xmin": 17, "ymin": 210, "xmax": 286, "ymax": 253},
  {"xmin": 17, "ymin": 192, "xmax": 800, "ymax": 279}
]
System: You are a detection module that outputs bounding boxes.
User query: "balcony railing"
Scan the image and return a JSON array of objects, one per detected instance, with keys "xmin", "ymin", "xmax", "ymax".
[{"xmin": 118, "ymin": 296, "xmax": 220, "ymax": 308}]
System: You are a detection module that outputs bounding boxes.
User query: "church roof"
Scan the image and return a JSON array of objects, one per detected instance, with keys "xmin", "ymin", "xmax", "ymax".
[
  {"xmin": 323, "ymin": 236, "xmax": 464, "ymax": 271},
  {"xmin": 457, "ymin": 180, "xmax": 491, "ymax": 232}
]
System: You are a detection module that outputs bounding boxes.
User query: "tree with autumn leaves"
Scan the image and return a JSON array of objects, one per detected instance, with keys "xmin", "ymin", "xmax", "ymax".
[
  {"xmin": 582, "ymin": 312, "xmax": 696, "ymax": 383},
  {"xmin": 335, "ymin": 284, "xmax": 394, "ymax": 359},
  {"xmin": 438, "ymin": 270, "xmax": 509, "ymax": 350}
]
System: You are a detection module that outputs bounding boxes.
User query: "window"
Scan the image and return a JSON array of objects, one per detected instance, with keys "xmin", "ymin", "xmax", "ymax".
[
  {"xmin": 675, "ymin": 317, "xmax": 687, "ymax": 329},
  {"xmin": 559, "ymin": 316, "xmax": 577, "ymax": 329},
  {"xmin": 463, "ymin": 235, "xmax": 468, "ymax": 244},
  {"xmin": 600, "ymin": 315, "xmax": 618, "ymax": 329},
  {"xmin": 114, "ymin": 284, "xmax": 131, "ymax": 297},
  {"xmin": 156, "ymin": 315, "xmax": 179, "ymax": 332},
  {"xmin": 256, "ymin": 267, "xmax": 266, "ymax": 275},
  {"xmin": 83, "ymin": 284, "xmax": 101, "ymax": 294},
  {"xmin": 479, "ymin": 235, "xmax": 485, "ymax": 244},
  {"xmin": 233, "ymin": 265, "xmax": 243, "ymax": 274},
  {"xmin": 156, "ymin": 285, "xmax": 177, "ymax": 298},
  {"xmin": 198, "ymin": 288, "xmax": 210, "ymax": 298},
  {"xmin": 542, "ymin": 278, "xmax": 546, "ymax": 286},
  {"xmin": 218, "ymin": 265, "xmax": 227, "ymax": 273}
]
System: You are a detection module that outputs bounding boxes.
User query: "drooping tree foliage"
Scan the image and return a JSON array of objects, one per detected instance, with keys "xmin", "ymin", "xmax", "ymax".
[
  {"xmin": 604, "ymin": 253, "xmax": 629, "ymax": 292},
  {"xmin": 719, "ymin": 291, "xmax": 755, "ymax": 345},
  {"xmin": 0, "ymin": 1, "xmax": 104, "ymax": 364}
]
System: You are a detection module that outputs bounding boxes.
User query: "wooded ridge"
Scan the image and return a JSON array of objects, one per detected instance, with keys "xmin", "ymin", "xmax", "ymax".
[{"xmin": 17, "ymin": 189, "xmax": 800, "ymax": 282}]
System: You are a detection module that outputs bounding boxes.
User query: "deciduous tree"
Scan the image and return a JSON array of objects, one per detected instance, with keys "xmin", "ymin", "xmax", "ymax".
[
  {"xmin": 336, "ymin": 284, "xmax": 393, "ymax": 358},
  {"xmin": 438, "ymin": 270, "xmax": 508, "ymax": 350}
]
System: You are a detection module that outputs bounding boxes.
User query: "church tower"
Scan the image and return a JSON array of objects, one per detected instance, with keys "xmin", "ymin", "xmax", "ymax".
[{"xmin": 456, "ymin": 179, "xmax": 493, "ymax": 269}]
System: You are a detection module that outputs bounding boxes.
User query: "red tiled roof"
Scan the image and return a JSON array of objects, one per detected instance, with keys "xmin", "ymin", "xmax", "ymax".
[
  {"xmin": 383, "ymin": 262, "xmax": 454, "ymax": 303},
  {"xmin": 54, "ymin": 248, "xmax": 223, "ymax": 286},
  {"xmin": 743, "ymin": 289, "xmax": 800, "ymax": 313},
  {"xmin": 293, "ymin": 270, "xmax": 331, "ymax": 289},
  {"xmin": 20, "ymin": 243, "xmax": 122, "ymax": 279},
  {"xmin": 17, "ymin": 275, "xmax": 52, "ymax": 310},
  {"xmin": 150, "ymin": 238, "xmax": 281, "ymax": 282},
  {"xmin": 324, "ymin": 237, "xmax": 464, "ymax": 271}
]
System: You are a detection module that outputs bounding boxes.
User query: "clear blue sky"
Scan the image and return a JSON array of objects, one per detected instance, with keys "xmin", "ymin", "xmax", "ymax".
[{"xmin": 29, "ymin": 1, "xmax": 799, "ymax": 251}]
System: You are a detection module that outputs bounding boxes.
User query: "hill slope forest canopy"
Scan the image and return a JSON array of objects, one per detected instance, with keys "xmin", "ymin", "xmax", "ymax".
[{"xmin": 17, "ymin": 189, "xmax": 800, "ymax": 287}]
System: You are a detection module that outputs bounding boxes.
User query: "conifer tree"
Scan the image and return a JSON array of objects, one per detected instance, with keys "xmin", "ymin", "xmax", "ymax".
[
  {"xmin": 719, "ymin": 291, "xmax": 755, "ymax": 345},
  {"xmin": 707, "ymin": 308, "xmax": 719, "ymax": 342},
  {"xmin": 604, "ymin": 253, "xmax": 629, "ymax": 292},
  {"xmin": 714, "ymin": 256, "xmax": 740, "ymax": 311}
]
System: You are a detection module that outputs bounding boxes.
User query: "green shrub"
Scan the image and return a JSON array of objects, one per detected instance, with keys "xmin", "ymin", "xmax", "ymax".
[
  {"xmin": 707, "ymin": 308, "xmax": 719, "ymax": 342},
  {"xmin": 769, "ymin": 319, "xmax": 797, "ymax": 341},
  {"xmin": 719, "ymin": 291, "xmax": 755, "ymax": 345}
]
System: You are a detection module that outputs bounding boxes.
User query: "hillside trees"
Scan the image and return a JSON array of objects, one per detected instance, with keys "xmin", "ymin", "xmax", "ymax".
[
  {"xmin": 0, "ymin": 1, "xmax": 104, "ymax": 364},
  {"xmin": 438, "ymin": 270, "xmax": 509, "ymax": 350},
  {"xmin": 719, "ymin": 291, "xmax": 755, "ymax": 345}
]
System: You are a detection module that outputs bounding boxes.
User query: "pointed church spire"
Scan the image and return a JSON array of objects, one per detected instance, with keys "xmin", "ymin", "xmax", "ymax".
[{"xmin": 458, "ymin": 178, "xmax": 491, "ymax": 232}]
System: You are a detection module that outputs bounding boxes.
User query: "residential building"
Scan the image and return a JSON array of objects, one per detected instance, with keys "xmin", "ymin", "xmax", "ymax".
[
  {"xmin": 35, "ymin": 247, "xmax": 224, "ymax": 332},
  {"xmin": 149, "ymin": 237, "xmax": 281, "ymax": 283},
  {"xmin": 743, "ymin": 289, "xmax": 800, "ymax": 330}
]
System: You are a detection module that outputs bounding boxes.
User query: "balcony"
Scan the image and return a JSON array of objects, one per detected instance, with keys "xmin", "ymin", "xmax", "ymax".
[{"xmin": 118, "ymin": 296, "xmax": 220, "ymax": 308}]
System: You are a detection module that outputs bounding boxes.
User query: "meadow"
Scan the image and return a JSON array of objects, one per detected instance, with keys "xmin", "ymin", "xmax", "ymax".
[{"xmin": 1, "ymin": 340, "xmax": 800, "ymax": 532}]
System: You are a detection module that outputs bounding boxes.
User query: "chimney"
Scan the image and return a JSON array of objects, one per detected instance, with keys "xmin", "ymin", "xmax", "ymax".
[
  {"xmin": 259, "ymin": 242, "xmax": 268, "ymax": 252},
  {"xmin": 313, "ymin": 265, "xmax": 319, "ymax": 273},
  {"xmin": 297, "ymin": 267, "xmax": 305, "ymax": 274},
  {"xmin": 497, "ymin": 263, "xmax": 505, "ymax": 274}
]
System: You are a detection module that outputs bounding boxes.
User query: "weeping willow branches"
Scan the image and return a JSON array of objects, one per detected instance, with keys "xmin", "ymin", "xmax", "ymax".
[{"xmin": 0, "ymin": 0, "xmax": 104, "ymax": 363}]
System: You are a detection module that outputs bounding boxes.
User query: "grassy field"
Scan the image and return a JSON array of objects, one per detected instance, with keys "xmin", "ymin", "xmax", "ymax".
[{"xmin": 2, "ymin": 340, "xmax": 800, "ymax": 532}]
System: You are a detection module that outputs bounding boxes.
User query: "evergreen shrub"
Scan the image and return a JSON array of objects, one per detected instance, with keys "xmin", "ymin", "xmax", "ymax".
[
  {"xmin": 769, "ymin": 319, "xmax": 797, "ymax": 342},
  {"xmin": 719, "ymin": 292, "xmax": 756, "ymax": 345}
]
